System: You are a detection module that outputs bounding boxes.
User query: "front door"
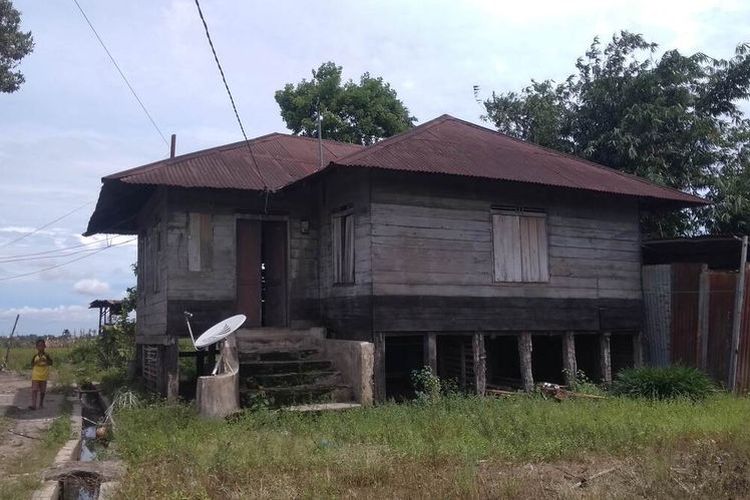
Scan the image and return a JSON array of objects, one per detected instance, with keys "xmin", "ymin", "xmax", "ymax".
[{"xmin": 236, "ymin": 219, "xmax": 288, "ymax": 327}]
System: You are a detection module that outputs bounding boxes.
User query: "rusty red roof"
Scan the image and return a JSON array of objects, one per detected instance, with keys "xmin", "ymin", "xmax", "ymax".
[
  {"xmin": 108, "ymin": 132, "xmax": 363, "ymax": 191},
  {"xmin": 329, "ymin": 115, "xmax": 706, "ymax": 206}
]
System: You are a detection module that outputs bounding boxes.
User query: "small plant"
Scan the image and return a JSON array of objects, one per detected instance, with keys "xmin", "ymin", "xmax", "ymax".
[
  {"xmin": 411, "ymin": 366, "xmax": 442, "ymax": 402},
  {"xmin": 564, "ymin": 369, "xmax": 606, "ymax": 396},
  {"xmin": 612, "ymin": 365, "xmax": 715, "ymax": 400}
]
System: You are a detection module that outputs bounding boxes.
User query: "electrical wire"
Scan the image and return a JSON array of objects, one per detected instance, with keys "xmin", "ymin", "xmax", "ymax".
[
  {"xmin": 0, "ymin": 238, "xmax": 111, "ymax": 260},
  {"xmin": 0, "ymin": 238, "xmax": 136, "ymax": 282},
  {"xmin": 0, "ymin": 201, "xmax": 94, "ymax": 249},
  {"xmin": 0, "ymin": 243, "xmax": 121, "ymax": 264},
  {"xmin": 71, "ymin": 0, "xmax": 169, "ymax": 147},
  {"xmin": 192, "ymin": 0, "xmax": 268, "ymax": 191}
]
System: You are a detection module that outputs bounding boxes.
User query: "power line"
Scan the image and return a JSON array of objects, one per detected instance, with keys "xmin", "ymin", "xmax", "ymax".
[
  {"xmin": 0, "ymin": 244, "xmax": 116, "ymax": 264},
  {"xmin": 0, "ymin": 201, "xmax": 94, "ymax": 249},
  {"xmin": 192, "ymin": 0, "xmax": 268, "ymax": 191},
  {"xmin": 71, "ymin": 0, "xmax": 169, "ymax": 147},
  {"xmin": 0, "ymin": 238, "xmax": 136, "ymax": 282},
  {"xmin": 0, "ymin": 238, "xmax": 111, "ymax": 260}
]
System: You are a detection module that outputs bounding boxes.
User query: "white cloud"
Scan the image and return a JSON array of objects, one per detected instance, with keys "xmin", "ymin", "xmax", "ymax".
[
  {"xmin": 73, "ymin": 278, "xmax": 111, "ymax": 296},
  {"xmin": 0, "ymin": 305, "xmax": 90, "ymax": 319}
]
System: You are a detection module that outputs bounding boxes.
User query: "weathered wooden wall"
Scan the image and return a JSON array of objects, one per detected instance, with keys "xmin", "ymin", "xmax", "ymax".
[
  {"xmin": 318, "ymin": 168, "xmax": 373, "ymax": 340},
  {"xmin": 369, "ymin": 171, "xmax": 643, "ymax": 333},
  {"xmin": 135, "ymin": 188, "xmax": 168, "ymax": 341},
  {"xmin": 135, "ymin": 186, "xmax": 322, "ymax": 339}
]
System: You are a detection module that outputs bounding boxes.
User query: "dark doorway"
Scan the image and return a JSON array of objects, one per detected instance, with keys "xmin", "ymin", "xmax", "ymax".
[
  {"xmin": 531, "ymin": 335, "xmax": 564, "ymax": 384},
  {"xmin": 485, "ymin": 335, "xmax": 521, "ymax": 388},
  {"xmin": 385, "ymin": 336, "xmax": 424, "ymax": 400},
  {"xmin": 236, "ymin": 219, "xmax": 288, "ymax": 327}
]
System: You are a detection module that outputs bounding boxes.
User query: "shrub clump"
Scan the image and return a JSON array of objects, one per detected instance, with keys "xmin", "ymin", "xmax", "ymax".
[{"xmin": 612, "ymin": 366, "xmax": 715, "ymax": 400}]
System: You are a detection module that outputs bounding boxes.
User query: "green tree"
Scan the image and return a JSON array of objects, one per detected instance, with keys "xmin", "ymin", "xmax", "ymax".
[
  {"xmin": 484, "ymin": 32, "xmax": 750, "ymax": 237},
  {"xmin": 0, "ymin": 0, "xmax": 33, "ymax": 93},
  {"xmin": 275, "ymin": 62, "xmax": 416, "ymax": 145}
]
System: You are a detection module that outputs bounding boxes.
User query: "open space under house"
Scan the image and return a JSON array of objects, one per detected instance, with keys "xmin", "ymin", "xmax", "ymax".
[{"xmin": 84, "ymin": 114, "xmax": 706, "ymax": 406}]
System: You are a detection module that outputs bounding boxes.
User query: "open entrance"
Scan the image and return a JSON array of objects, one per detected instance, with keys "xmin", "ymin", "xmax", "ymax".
[
  {"xmin": 531, "ymin": 334, "xmax": 564, "ymax": 384},
  {"xmin": 575, "ymin": 334, "xmax": 601, "ymax": 382},
  {"xmin": 611, "ymin": 332, "xmax": 636, "ymax": 375},
  {"xmin": 436, "ymin": 335, "xmax": 475, "ymax": 392},
  {"xmin": 385, "ymin": 335, "xmax": 424, "ymax": 400},
  {"xmin": 485, "ymin": 335, "xmax": 521, "ymax": 388},
  {"xmin": 236, "ymin": 219, "xmax": 288, "ymax": 327}
]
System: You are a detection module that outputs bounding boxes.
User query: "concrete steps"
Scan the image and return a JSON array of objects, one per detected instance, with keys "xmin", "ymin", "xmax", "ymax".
[{"xmin": 237, "ymin": 328, "xmax": 354, "ymax": 408}]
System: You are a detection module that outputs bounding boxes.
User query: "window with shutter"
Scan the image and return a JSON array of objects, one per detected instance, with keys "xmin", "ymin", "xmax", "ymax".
[
  {"xmin": 492, "ymin": 208, "xmax": 549, "ymax": 283},
  {"xmin": 332, "ymin": 211, "xmax": 355, "ymax": 284},
  {"xmin": 187, "ymin": 212, "xmax": 213, "ymax": 272}
]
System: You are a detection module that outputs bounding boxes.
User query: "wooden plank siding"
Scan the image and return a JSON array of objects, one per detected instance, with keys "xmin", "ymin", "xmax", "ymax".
[
  {"xmin": 369, "ymin": 171, "xmax": 643, "ymax": 333},
  {"xmin": 318, "ymin": 168, "xmax": 374, "ymax": 340},
  {"xmin": 135, "ymin": 188, "xmax": 169, "ymax": 341}
]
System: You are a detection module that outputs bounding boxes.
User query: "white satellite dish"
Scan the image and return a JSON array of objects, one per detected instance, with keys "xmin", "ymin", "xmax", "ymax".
[{"xmin": 193, "ymin": 314, "xmax": 246, "ymax": 348}]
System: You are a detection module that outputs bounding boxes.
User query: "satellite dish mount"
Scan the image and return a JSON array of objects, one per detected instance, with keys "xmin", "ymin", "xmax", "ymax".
[{"xmin": 184, "ymin": 311, "xmax": 246, "ymax": 375}]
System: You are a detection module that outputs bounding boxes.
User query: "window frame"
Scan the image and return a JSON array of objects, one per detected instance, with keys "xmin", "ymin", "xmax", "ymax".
[
  {"xmin": 331, "ymin": 209, "xmax": 355, "ymax": 285},
  {"xmin": 491, "ymin": 206, "xmax": 550, "ymax": 283}
]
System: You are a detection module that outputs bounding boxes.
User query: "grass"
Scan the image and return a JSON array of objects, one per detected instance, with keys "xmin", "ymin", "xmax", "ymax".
[
  {"xmin": 112, "ymin": 394, "xmax": 750, "ymax": 498},
  {"xmin": 3, "ymin": 346, "xmax": 73, "ymax": 378},
  {"xmin": 613, "ymin": 365, "xmax": 716, "ymax": 400},
  {"xmin": 0, "ymin": 398, "xmax": 72, "ymax": 500}
]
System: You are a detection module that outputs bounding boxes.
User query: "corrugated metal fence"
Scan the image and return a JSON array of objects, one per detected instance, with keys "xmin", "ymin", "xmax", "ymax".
[{"xmin": 643, "ymin": 263, "xmax": 750, "ymax": 392}]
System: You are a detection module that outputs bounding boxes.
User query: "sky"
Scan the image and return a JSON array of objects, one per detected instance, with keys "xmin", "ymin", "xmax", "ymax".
[{"xmin": 1, "ymin": 0, "xmax": 748, "ymax": 336}]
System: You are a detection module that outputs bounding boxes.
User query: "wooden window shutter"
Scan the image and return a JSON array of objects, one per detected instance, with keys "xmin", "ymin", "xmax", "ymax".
[
  {"xmin": 492, "ymin": 210, "xmax": 548, "ymax": 283},
  {"xmin": 188, "ymin": 212, "xmax": 213, "ymax": 271},
  {"xmin": 331, "ymin": 211, "xmax": 355, "ymax": 284},
  {"xmin": 492, "ymin": 213, "xmax": 523, "ymax": 282}
]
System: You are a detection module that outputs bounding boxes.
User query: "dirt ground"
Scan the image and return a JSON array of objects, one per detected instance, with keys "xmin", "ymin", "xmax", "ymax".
[{"xmin": 0, "ymin": 371, "xmax": 66, "ymax": 474}]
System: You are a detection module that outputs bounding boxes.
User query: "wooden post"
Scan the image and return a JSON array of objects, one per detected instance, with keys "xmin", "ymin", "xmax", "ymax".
[
  {"xmin": 729, "ymin": 236, "xmax": 748, "ymax": 391},
  {"xmin": 164, "ymin": 339, "xmax": 180, "ymax": 401},
  {"xmin": 600, "ymin": 332, "xmax": 612, "ymax": 385},
  {"xmin": 374, "ymin": 332, "xmax": 386, "ymax": 402},
  {"xmin": 518, "ymin": 332, "xmax": 533, "ymax": 392},
  {"xmin": 459, "ymin": 341, "xmax": 467, "ymax": 390},
  {"xmin": 170, "ymin": 133, "xmax": 176, "ymax": 158},
  {"xmin": 697, "ymin": 264, "xmax": 710, "ymax": 370},
  {"xmin": 424, "ymin": 333, "xmax": 437, "ymax": 373},
  {"xmin": 562, "ymin": 331, "xmax": 577, "ymax": 387},
  {"xmin": 633, "ymin": 331, "xmax": 644, "ymax": 368},
  {"xmin": 472, "ymin": 333, "xmax": 486, "ymax": 396}
]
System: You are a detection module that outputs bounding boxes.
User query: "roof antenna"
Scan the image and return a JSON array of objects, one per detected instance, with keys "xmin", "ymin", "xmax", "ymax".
[
  {"xmin": 170, "ymin": 134, "xmax": 176, "ymax": 158},
  {"xmin": 317, "ymin": 99, "xmax": 324, "ymax": 169}
]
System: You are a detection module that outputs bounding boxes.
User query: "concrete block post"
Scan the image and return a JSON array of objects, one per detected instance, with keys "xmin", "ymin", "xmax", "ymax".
[
  {"xmin": 374, "ymin": 332, "xmax": 386, "ymax": 403},
  {"xmin": 562, "ymin": 331, "xmax": 577, "ymax": 387},
  {"xmin": 424, "ymin": 333, "xmax": 437, "ymax": 373},
  {"xmin": 600, "ymin": 332, "xmax": 612, "ymax": 385},
  {"xmin": 472, "ymin": 333, "xmax": 486, "ymax": 395},
  {"xmin": 518, "ymin": 332, "xmax": 534, "ymax": 392}
]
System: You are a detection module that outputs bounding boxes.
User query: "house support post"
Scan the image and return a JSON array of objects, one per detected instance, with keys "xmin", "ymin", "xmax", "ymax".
[
  {"xmin": 374, "ymin": 332, "xmax": 386, "ymax": 402},
  {"xmin": 472, "ymin": 333, "xmax": 486, "ymax": 396},
  {"xmin": 697, "ymin": 264, "xmax": 710, "ymax": 371},
  {"xmin": 600, "ymin": 332, "xmax": 612, "ymax": 385},
  {"xmin": 164, "ymin": 338, "xmax": 180, "ymax": 401},
  {"xmin": 518, "ymin": 332, "xmax": 534, "ymax": 392},
  {"xmin": 729, "ymin": 236, "xmax": 748, "ymax": 391},
  {"xmin": 424, "ymin": 333, "xmax": 437, "ymax": 373},
  {"xmin": 562, "ymin": 331, "xmax": 577, "ymax": 387},
  {"xmin": 633, "ymin": 331, "xmax": 644, "ymax": 368}
]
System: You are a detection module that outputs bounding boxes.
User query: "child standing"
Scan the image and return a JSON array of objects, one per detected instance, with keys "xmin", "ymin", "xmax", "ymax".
[{"xmin": 30, "ymin": 339, "xmax": 52, "ymax": 410}]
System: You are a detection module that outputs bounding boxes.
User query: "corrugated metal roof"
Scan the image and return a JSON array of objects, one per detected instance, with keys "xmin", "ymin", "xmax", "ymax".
[
  {"xmin": 108, "ymin": 133, "xmax": 363, "ymax": 191},
  {"xmin": 331, "ymin": 115, "xmax": 707, "ymax": 206}
]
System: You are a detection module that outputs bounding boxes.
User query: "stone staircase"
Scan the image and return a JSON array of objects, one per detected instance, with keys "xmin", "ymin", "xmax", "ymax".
[{"xmin": 236, "ymin": 328, "xmax": 353, "ymax": 408}]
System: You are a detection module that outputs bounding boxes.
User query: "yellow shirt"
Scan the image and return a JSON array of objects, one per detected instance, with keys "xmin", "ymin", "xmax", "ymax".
[{"xmin": 31, "ymin": 353, "xmax": 52, "ymax": 381}]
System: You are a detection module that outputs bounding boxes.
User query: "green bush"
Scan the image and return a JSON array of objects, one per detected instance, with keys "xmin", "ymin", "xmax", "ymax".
[{"xmin": 612, "ymin": 366, "xmax": 716, "ymax": 400}]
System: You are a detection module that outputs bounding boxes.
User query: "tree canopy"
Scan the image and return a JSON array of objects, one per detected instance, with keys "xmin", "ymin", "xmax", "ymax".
[
  {"xmin": 0, "ymin": 0, "xmax": 33, "ymax": 93},
  {"xmin": 483, "ymin": 32, "xmax": 750, "ymax": 237},
  {"xmin": 275, "ymin": 62, "xmax": 416, "ymax": 146}
]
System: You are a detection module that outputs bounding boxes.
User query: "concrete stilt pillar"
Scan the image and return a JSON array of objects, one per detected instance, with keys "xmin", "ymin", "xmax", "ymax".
[
  {"xmin": 424, "ymin": 333, "xmax": 437, "ymax": 373},
  {"xmin": 473, "ymin": 333, "xmax": 486, "ymax": 396},
  {"xmin": 562, "ymin": 331, "xmax": 577, "ymax": 387},
  {"xmin": 600, "ymin": 332, "xmax": 612, "ymax": 385},
  {"xmin": 518, "ymin": 332, "xmax": 534, "ymax": 392}
]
